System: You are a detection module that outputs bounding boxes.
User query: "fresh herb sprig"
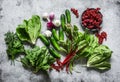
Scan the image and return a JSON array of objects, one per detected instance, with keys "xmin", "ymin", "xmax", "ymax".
[{"xmin": 4, "ymin": 31, "xmax": 24, "ymax": 63}]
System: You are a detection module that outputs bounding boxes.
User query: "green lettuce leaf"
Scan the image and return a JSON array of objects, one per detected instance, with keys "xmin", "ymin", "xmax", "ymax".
[
  {"xmin": 89, "ymin": 61, "xmax": 111, "ymax": 70},
  {"xmin": 16, "ymin": 15, "xmax": 41, "ymax": 44},
  {"xmin": 87, "ymin": 45, "xmax": 112, "ymax": 70}
]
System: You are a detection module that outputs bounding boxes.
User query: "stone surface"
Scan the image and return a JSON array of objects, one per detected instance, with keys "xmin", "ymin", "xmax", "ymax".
[{"xmin": 0, "ymin": 0, "xmax": 120, "ymax": 82}]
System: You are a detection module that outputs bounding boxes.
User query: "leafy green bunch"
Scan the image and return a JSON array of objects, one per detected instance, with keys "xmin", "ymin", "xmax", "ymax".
[
  {"xmin": 21, "ymin": 46, "xmax": 55, "ymax": 73},
  {"xmin": 58, "ymin": 24, "xmax": 112, "ymax": 71}
]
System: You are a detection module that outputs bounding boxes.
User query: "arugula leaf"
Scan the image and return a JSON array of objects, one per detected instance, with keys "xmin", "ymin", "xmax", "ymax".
[
  {"xmin": 21, "ymin": 46, "xmax": 55, "ymax": 73},
  {"xmin": 16, "ymin": 15, "xmax": 41, "ymax": 44},
  {"xmin": 4, "ymin": 31, "xmax": 24, "ymax": 61}
]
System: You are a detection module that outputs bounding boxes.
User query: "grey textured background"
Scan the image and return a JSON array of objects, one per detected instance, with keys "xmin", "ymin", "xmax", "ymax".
[{"xmin": 0, "ymin": 0, "xmax": 120, "ymax": 82}]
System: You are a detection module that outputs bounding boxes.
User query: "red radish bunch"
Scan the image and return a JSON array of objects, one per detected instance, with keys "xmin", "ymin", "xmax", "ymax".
[{"xmin": 81, "ymin": 8, "xmax": 102, "ymax": 30}]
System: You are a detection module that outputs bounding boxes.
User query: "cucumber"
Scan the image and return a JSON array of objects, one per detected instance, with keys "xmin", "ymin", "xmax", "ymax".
[
  {"xmin": 59, "ymin": 28, "xmax": 64, "ymax": 40},
  {"xmin": 52, "ymin": 29, "xmax": 59, "ymax": 41},
  {"xmin": 65, "ymin": 9, "xmax": 71, "ymax": 23},
  {"xmin": 49, "ymin": 48, "xmax": 61, "ymax": 58},
  {"xmin": 60, "ymin": 14, "xmax": 66, "ymax": 30},
  {"xmin": 39, "ymin": 34, "xmax": 50, "ymax": 46},
  {"xmin": 50, "ymin": 36, "xmax": 61, "ymax": 51}
]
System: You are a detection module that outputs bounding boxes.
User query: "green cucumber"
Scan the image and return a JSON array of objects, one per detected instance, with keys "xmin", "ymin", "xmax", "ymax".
[
  {"xmin": 60, "ymin": 14, "xmax": 66, "ymax": 30},
  {"xmin": 59, "ymin": 28, "xmax": 64, "ymax": 40},
  {"xmin": 50, "ymin": 36, "xmax": 61, "ymax": 51},
  {"xmin": 65, "ymin": 9, "xmax": 71, "ymax": 23},
  {"xmin": 39, "ymin": 34, "xmax": 50, "ymax": 46},
  {"xmin": 49, "ymin": 48, "xmax": 61, "ymax": 58},
  {"xmin": 52, "ymin": 29, "xmax": 59, "ymax": 41}
]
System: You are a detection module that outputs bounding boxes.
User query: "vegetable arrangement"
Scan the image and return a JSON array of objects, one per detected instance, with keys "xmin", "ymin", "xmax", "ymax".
[{"xmin": 4, "ymin": 8, "xmax": 112, "ymax": 74}]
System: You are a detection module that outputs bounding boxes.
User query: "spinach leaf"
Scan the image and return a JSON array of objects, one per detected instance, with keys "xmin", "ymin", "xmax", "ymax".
[{"xmin": 21, "ymin": 46, "xmax": 55, "ymax": 73}]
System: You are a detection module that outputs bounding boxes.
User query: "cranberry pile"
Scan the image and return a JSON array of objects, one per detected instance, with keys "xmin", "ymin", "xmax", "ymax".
[
  {"xmin": 71, "ymin": 8, "xmax": 79, "ymax": 18},
  {"xmin": 81, "ymin": 8, "xmax": 102, "ymax": 30},
  {"xmin": 95, "ymin": 31, "xmax": 107, "ymax": 44}
]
